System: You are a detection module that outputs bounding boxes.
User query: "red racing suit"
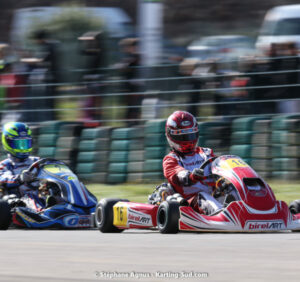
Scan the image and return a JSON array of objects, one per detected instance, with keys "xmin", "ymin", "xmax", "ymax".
[{"xmin": 163, "ymin": 147, "xmax": 216, "ymax": 199}]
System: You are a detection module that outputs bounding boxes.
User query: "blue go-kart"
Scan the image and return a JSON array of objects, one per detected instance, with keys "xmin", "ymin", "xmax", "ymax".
[{"xmin": 0, "ymin": 158, "xmax": 97, "ymax": 229}]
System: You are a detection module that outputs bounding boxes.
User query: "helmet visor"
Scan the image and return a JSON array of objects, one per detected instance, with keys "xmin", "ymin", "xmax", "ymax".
[
  {"xmin": 7, "ymin": 138, "xmax": 32, "ymax": 150},
  {"xmin": 169, "ymin": 128, "xmax": 199, "ymax": 142}
]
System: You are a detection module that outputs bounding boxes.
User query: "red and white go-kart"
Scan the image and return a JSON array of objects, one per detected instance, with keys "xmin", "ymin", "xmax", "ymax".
[{"xmin": 95, "ymin": 155, "xmax": 300, "ymax": 233}]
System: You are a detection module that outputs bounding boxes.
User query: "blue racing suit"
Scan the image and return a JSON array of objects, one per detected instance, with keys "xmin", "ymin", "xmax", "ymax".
[{"xmin": 0, "ymin": 156, "xmax": 40, "ymax": 196}]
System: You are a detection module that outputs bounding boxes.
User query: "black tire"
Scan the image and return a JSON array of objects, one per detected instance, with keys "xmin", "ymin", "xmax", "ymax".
[
  {"xmin": 289, "ymin": 199, "xmax": 300, "ymax": 214},
  {"xmin": 0, "ymin": 200, "xmax": 12, "ymax": 230},
  {"xmin": 95, "ymin": 198, "xmax": 128, "ymax": 233},
  {"xmin": 157, "ymin": 201, "xmax": 180, "ymax": 234}
]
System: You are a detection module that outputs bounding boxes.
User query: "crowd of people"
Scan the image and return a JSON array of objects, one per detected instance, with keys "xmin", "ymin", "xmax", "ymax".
[
  {"xmin": 0, "ymin": 33, "xmax": 299, "ymax": 125},
  {"xmin": 177, "ymin": 41, "xmax": 300, "ymax": 119}
]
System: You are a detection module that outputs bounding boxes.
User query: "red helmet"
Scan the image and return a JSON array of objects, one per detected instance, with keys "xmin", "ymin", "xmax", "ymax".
[{"xmin": 166, "ymin": 111, "xmax": 199, "ymax": 154}]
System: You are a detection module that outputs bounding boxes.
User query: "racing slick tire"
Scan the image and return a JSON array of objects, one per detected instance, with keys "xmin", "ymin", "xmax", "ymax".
[
  {"xmin": 157, "ymin": 201, "xmax": 180, "ymax": 234},
  {"xmin": 289, "ymin": 199, "xmax": 300, "ymax": 214},
  {"xmin": 0, "ymin": 200, "xmax": 12, "ymax": 230},
  {"xmin": 95, "ymin": 198, "xmax": 128, "ymax": 233}
]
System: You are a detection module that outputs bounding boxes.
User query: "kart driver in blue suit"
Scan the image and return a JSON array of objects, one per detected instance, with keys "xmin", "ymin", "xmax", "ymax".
[
  {"xmin": 0, "ymin": 122, "xmax": 96, "ymax": 228},
  {"xmin": 0, "ymin": 122, "xmax": 39, "ymax": 197}
]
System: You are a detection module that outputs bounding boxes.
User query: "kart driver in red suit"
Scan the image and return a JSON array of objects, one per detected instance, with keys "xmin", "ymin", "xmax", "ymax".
[{"xmin": 149, "ymin": 111, "xmax": 223, "ymax": 215}]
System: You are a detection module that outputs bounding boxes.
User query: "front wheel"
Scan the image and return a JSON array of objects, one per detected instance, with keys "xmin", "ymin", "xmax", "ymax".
[
  {"xmin": 289, "ymin": 199, "xmax": 300, "ymax": 214},
  {"xmin": 157, "ymin": 201, "xmax": 180, "ymax": 234},
  {"xmin": 95, "ymin": 198, "xmax": 127, "ymax": 233},
  {"xmin": 0, "ymin": 200, "xmax": 12, "ymax": 230}
]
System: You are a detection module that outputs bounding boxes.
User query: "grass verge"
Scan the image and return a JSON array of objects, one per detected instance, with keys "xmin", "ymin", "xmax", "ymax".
[{"xmin": 87, "ymin": 181, "xmax": 300, "ymax": 205}]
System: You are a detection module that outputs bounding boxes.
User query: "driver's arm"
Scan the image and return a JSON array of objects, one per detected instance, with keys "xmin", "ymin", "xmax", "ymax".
[
  {"xmin": 163, "ymin": 155, "xmax": 187, "ymax": 188},
  {"xmin": 0, "ymin": 164, "xmax": 21, "ymax": 188},
  {"xmin": 163, "ymin": 153, "xmax": 216, "ymax": 189},
  {"xmin": 163, "ymin": 156, "xmax": 205, "ymax": 192}
]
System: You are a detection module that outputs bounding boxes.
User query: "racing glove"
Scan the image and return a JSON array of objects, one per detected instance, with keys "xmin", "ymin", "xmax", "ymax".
[
  {"xmin": 2, "ymin": 194, "xmax": 26, "ymax": 208},
  {"xmin": 177, "ymin": 168, "xmax": 205, "ymax": 186},
  {"xmin": 177, "ymin": 170, "xmax": 191, "ymax": 186},
  {"xmin": 19, "ymin": 170, "xmax": 35, "ymax": 184},
  {"xmin": 189, "ymin": 168, "xmax": 205, "ymax": 183}
]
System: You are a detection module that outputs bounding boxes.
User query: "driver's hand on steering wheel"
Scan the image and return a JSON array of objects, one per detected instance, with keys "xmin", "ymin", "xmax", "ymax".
[
  {"xmin": 189, "ymin": 168, "xmax": 205, "ymax": 183},
  {"xmin": 19, "ymin": 169, "xmax": 36, "ymax": 184}
]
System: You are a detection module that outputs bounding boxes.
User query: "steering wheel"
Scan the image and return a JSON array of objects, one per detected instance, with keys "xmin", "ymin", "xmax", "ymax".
[
  {"xmin": 197, "ymin": 157, "xmax": 221, "ymax": 195},
  {"xmin": 200, "ymin": 157, "xmax": 232, "ymax": 197},
  {"xmin": 199, "ymin": 156, "xmax": 218, "ymax": 171},
  {"xmin": 23, "ymin": 158, "xmax": 68, "ymax": 191},
  {"xmin": 27, "ymin": 158, "xmax": 59, "ymax": 178},
  {"xmin": 27, "ymin": 158, "xmax": 68, "ymax": 183}
]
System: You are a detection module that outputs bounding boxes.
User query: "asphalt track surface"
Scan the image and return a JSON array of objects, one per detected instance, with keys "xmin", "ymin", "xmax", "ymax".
[{"xmin": 0, "ymin": 229, "xmax": 300, "ymax": 282}]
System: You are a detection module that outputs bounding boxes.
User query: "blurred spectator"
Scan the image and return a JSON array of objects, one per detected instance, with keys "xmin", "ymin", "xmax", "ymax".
[
  {"xmin": 236, "ymin": 42, "xmax": 300, "ymax": 116},
  {"xmin": 245, "ymin": 55, "xmax": 273, "ymax": 114},
  {"xmin": 255, "ymin": 42, "xmax": 300, "ymax": 114},
  {"xmin": 214, "ymin": 68, "xmax": 238, "ymax": 118},
  {"xmin": 33, "ymin": 29, "xmax": 59, "ymax": 83},
  {"xmin": 178, "ymin": 59, "xmax": 200, "ymax": 116},
  {"xmin": 0, "ymin": 44, "xmax": 10, "ymax": 121},
  {"xmin": 22, "ymin": 29, "xmax": 60, "ymax": 122},
  {"xmin": 269, "ymin": 42, "xmax": 289, "ymax": 113},
  {"xmin": 178, "ymin": 58, "xmax": 216, "ymax": 117},
  {"xmin": 0, "ymin": 44, "xmax": 9, "ymax": 71},
  {"xmin": 272, "ymin": 42, "xmax": 300, "ymax": 113},
  {"xmin": 211, "ymin": 57, "xmax": 255, "ymax": 119},
  {"xmin": 117, "ymin": 37, "xmax": 143, "ymax": 126},
  {"xmin": 78, "ymin": 31, "xmax": 107, "ymax": 121},
  {"xmin": 0, "ymin": 44, "xmax": 27, "ymax": 123}
]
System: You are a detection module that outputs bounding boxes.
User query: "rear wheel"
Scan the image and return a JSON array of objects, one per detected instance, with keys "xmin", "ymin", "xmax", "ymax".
[
  {"xmin": 0, "ymin": 200, "xmax": 12, "ymax": 230},
  {"xmin": 289, "ymin": 199, "xmax": 300, "ymax": 214},
  {"xmin": 95, "ymin": 198, "xmax": 128, "ymax": 233},
  {"xmin": 157, "ymin": 201, "xmax": 180, "ymax": 234}
]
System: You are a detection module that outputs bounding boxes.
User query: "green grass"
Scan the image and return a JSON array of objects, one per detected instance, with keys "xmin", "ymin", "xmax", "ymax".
[
  {"xmin": 87, "ymin": 183, "xmax": 156, "ymax": 203},
  {"xmin": 270, "ymin": 181, "xmax": 300, "ymax": 204},
  {"xmin": 87, "ymin": 181, "xmax": 300, "ymax": 205}
]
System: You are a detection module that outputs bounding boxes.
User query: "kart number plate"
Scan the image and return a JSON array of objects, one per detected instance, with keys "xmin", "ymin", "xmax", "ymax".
[
  {"xmin": 220, "ymin": 158, "xmax": 248, "ymax": 170},
  {"xmin": 113, "ymin": 203, "xmax": 128, "ymax": 227},
  {"xmin": 43, "ymin": 164, "xmax": 72, "ymax": 174}
]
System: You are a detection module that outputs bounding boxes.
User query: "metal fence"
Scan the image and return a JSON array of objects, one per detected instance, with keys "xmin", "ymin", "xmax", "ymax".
[
  {"xmin": 0, "ymin": 54, "xmax": 299, "ymax": 126},
  {"xmin": 0, "ymin": 55, "xmax": 300, "ymax": 182}
]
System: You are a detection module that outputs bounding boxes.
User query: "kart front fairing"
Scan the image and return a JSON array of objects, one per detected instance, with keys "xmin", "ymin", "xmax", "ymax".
[
  {"xmin": 211, "ymin": 155, "xmax": 276, "ymax": 211},
  {"xmin": 178, "ymin": 155, "xmax": 300, "ymax": 232}
]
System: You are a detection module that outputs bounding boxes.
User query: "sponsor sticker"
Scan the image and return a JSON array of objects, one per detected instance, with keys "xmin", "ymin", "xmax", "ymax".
[
  {"xmin": 77, "ymin": 215, "xmax": 92, "ymax": 227},
  {"xmin": 63, "ymin": 214, "xmax": 91, "ymax": 227},
  {"xmin": 245, "ymin": 221, "xmax": 284, "ymax": 231},
  {"xmin": 16, "ymin": 210, "xmax": 35, "ymax": 223},
  {"xmin": 127, "ymin": 209, "xmax": 153, "ymax": 226},
  {"xmin": 63, "ymin": 214, "xmax": 79, "ymax": 227}
]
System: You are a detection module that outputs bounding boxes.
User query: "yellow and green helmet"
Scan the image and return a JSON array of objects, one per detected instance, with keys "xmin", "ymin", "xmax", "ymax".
[{"xmin": 2, "ymin": 122, "xmax": 33, "ymax": 159}]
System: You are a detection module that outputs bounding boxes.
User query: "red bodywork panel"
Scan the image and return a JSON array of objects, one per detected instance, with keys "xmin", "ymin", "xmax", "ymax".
[
  {"xmin": 113, "ymin": 202, "xmax": 158, "ymax": 229},
  {"xmin": 212, "ymin": 156, "xmax": 276, "ymax": 211},
  {"xmin": 179, "ymin": 200, "xmax": 291, "ymax": 231}
]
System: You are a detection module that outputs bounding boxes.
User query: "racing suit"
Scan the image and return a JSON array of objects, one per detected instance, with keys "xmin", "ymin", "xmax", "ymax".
[
  {"xmin": 162, "ymin": 147, "xmax": 223, "ymax": 214},
  {"xmin": 0, "ymin": 156, "xmax": 40, "ymax": 196}
]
